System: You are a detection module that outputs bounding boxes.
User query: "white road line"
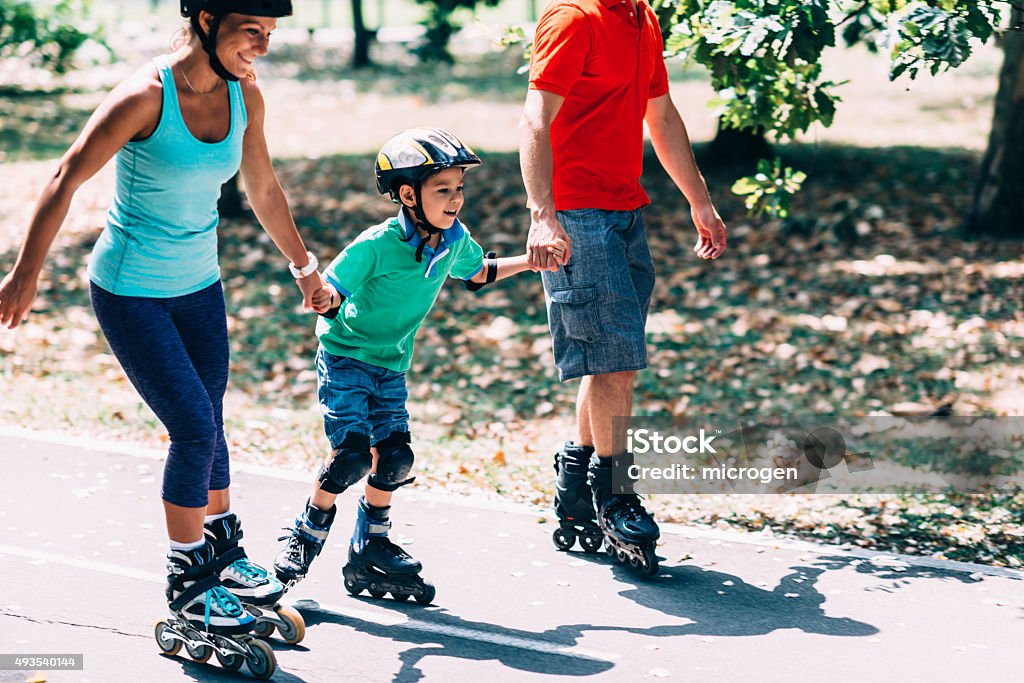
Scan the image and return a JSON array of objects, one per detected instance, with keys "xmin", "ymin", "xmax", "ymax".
[
  {"xmin": 0, "ymin": 542, "xmax": 620, "ymax": 664},
  {"xmin": 3, "ymin": 425, "xmax": 1023, "ymax": 581},
  {"xmin": 295, "ymin": 600, "xmax": 620, "ymax": 663},
  {"xmin": 0, "ymin": 543, "xmax": 165, "ymax": 583}
]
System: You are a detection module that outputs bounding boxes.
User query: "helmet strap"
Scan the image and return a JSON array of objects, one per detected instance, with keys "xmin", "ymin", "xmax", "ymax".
[
  {"xmin": 408, "ymin": 185, "xmax": 443, "ymax": 263},
  {"xmin": 191, "ymin": 13, "xmax": 240, "ymax": 83}
]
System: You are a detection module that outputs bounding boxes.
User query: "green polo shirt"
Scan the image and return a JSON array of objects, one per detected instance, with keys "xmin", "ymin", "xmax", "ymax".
[{"xmin": 316, "ymin": 211, "xmax": 485, "ymax": 372}]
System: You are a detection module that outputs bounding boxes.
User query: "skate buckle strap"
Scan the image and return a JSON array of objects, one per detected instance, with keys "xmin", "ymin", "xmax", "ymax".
[
  {"xmin": 298, "ymin": 516, "xmax": 331, "ymax": 542},
  {"xmin": 366, "ymin": 520, "xmax": 391, "ymax": 537},
  {"xmin": 214, "ymin": 545, "xmax": 248, "ymax": 572},
  {"xmin": 169, "ymin": 574, "xmax": 221, "ymax": 612}
]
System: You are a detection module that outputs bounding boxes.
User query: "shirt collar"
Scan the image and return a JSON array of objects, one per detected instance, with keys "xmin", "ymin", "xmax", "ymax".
[
  {"xmin": 395, "ymin": 209, "xmax": 467, "ymax": 277},
  {"xmin": 395, "ymin": 208, "xmax": 467, "ymax": 249}
]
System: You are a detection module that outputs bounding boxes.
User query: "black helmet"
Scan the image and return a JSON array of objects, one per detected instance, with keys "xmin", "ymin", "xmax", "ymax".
[
  {"xmin": 375, "ymin": 127, "xmax": 482, "ymax": 200},
  {"xmin": 180, "ymin": 1, "xmax": 292, "ymax": 82}
]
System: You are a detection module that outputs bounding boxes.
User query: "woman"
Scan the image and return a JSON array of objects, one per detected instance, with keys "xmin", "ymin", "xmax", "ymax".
[{"xmin": 0, "ymin": 0, "xmax": 317, "ymax": 638}]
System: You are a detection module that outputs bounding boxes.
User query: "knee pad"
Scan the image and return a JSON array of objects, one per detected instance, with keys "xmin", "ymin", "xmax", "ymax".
[
  {"xmin": 367, "ymin": 431, "xmax": 416, "ymax": 492},
  {"xmin": 318, "ymin": 432, "xmax": 372, "ymax": 494}
]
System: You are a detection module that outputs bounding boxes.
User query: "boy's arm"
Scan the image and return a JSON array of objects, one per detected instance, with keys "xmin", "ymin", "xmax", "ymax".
[{"xmin": 464, "ymin": 244, "xmax": 563, "ymax": 292}]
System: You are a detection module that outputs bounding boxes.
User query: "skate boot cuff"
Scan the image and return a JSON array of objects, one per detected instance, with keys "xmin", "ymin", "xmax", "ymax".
[{"xmin": 305, "ymin": 502, "xmax": 336, "ymax": 529}]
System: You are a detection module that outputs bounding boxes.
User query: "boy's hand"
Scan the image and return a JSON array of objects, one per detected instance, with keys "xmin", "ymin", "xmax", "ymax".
[
  {"xmin": 311, "ymin": 283, "xmax": 338, "ymax": 314},
  {"xmin": 546, "ymin": 239, "xmax": 568, "ymax": 267},
  {"xmin": 527, "ymin": 240, "xmax": 567, "ymax": 273}
]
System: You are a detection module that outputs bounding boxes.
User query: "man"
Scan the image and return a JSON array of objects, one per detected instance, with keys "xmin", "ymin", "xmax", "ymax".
[{"xmin": 519, "ymin": 0, "xmax": 727, "ymax": 574}]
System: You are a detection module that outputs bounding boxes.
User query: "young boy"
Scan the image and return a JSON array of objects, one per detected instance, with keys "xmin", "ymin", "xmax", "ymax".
[{"xmin": 274, "ymin": 128, "xmax": 563, "ymax": 603}]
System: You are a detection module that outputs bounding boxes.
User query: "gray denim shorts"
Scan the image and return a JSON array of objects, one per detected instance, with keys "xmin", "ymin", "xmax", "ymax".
[{"xmin": 541, "ymin": 208, "xmax": 655, "ymax": 381}]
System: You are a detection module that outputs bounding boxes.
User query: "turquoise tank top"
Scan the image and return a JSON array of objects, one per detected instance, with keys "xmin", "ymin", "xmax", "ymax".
[{"xmin": 89, "ymin": 55, "xmax": 246, "ymax": 297}]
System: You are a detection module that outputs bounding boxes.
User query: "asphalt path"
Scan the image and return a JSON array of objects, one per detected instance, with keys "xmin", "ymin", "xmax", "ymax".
[{"xmin": 1, "ymin": 432, "xmax": 1021, "ymax": 682}]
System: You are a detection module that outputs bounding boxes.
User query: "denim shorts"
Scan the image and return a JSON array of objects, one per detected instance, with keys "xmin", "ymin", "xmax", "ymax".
[
  {"xmin": 316, "ymin": 348, "xmax": 410, "ymax": 449},
  {"xmin": 541, "ymin": 208, "xmax": 655, "ymax": 381}
]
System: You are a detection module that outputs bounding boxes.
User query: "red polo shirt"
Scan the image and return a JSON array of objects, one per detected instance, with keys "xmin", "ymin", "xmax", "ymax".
[{"xmin": 529, "ymin": 0, "xmax": 669, "ymax": 212}]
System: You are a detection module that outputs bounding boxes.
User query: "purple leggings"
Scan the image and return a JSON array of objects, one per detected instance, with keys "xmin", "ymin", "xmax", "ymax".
[{"xmin": 90, "ymin": 280, "xmax": 230, "ymax": 508}]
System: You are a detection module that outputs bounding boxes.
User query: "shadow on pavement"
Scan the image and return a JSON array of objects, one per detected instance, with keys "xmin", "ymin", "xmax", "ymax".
[
  {"xmin": 297, "ymin": 600, "xmax": 614, "ymax": 683},
  {"xmin": 607, "ymin": 562, "xmax": 879, "ymax": 638}
]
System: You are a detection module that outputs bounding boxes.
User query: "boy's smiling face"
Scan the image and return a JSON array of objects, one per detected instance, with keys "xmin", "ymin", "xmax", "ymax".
[{"xmin": 399, "ymin": 166, "xmax": 466, "ymax": 231}]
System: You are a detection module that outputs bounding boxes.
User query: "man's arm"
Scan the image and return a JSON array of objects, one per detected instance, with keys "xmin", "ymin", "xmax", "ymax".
[
  {"xmin": 519, "ymin": 89, "xmax": 572, "ymax": 272},
  {"xmin": 645, "ymin": 93, "xmax": 727, "ymax": 260}
]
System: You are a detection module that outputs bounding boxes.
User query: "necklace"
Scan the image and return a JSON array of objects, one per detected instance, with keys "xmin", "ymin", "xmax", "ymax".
[{"xmin": 179, "ymin": 64, "xmax": 221, "ymax": 96}]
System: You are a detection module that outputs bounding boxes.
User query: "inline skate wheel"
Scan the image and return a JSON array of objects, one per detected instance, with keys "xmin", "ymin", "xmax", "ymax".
[
  {"xmin": 344, "ymin": 576, "xmax": 363, "ymax": 596},
  {"xmin": 245, "ymin": 638, "xmax": 276, "ymax": 680},
  {"xmin": 580, "ymin": 532, "xmax": 602, "ymax": 554},
  {"xmin": 154, "ymin": 620, "xmax": 181, "ymax": 656},
  {"xmin": 393, "ymin": 592, "xmax": 411, "ymax": 602},
  {"xmin": 641, "ymin": 544, "xmax": 659, "ymax": 576},
  {"xmin": 552, "ymin": 527, "xmax": 576, "ymax": 551},
  {"xmin": 275, "ymin": 604, "xmax": 306, "ymax": 645},
  {"xmin": 367, "ymin": 585, "xmax": 387, "ymax": 599},
  {"xmin": 415, "ymin": 583, "xmax": 436, "ymax": 605},
  {"xmin": 216, "ymin": 649, "xmax": 244, "ymax": 671},
  {"xmin": 252, "ymin": 620, "xmax": 275, "ymax": 639},
  {"xmin": 185, "ymin": 641, "xmax": 212, "ymax": 663}
]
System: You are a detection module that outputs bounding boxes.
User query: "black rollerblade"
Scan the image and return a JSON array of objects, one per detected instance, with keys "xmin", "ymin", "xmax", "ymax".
[
  {"xmin": 155, "ymin": 541, "xmax": 277, "ymax": 679},
  {"xmin": 552, "ymin": 442, "xmax": 604, "ymax": 553},
  {"xmin": 342, "ymin": 497, "xmax": 435, "ymax": 605},
  {"xmin": 205, "ymin": 513, "xmax": 304, "ymax": 645},
  {"xmin": 589, "ymin": 455, "xmax": 660, "ymax": 575},
  {"xmin": 275, "ymin": 500, "xmax": 336, "ymax": 586}
]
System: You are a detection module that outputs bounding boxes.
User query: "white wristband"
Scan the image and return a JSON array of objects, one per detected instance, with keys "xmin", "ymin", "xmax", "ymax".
[{"xmin": 288, "ymin": 251, "xmax": 318, "ymax": 279}]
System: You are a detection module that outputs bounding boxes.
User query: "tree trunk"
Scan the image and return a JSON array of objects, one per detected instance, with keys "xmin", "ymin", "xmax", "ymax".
[
  {"xmin": 968, "ymin": 14, "xmax": 1024, "ymax": 238},
  {"xmin": 351, "ymin": 0, "xmax": 372, "ymax": 69},
  {"xmin": 218, "ymin": 173, "xmax": 246, "ymax": 219},
  {"xmin": 707, "ymin": 122, "xmax": 773, "ymax": 166}
]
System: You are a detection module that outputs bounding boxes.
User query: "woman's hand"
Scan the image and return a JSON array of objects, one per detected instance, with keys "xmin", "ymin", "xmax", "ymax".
[
  {"xmin": 0, "ymin": 269, "xmax": 39, "ymax": 329},
  {"xmin": 311, "ymin": 282, "xmax": 339, "ymax": 315},
  {"xmin": 295, "ymin": 271, "xmax": 325, "ymax": 311}
]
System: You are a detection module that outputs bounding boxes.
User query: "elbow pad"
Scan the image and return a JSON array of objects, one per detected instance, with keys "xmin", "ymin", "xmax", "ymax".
[{"xmin": 464, "ymin": 251, "xmax": 498, "ymax": 293}]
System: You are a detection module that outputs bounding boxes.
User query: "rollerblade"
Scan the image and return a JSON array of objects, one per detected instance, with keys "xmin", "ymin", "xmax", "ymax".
[
  {"xmin": 155, "ymin": 541, "xmax": 277, "ymax": 679},
  {"xmin": 589, "ymin": 455, "xmax": 660, "ymax": 576},
  {"xmin": 205, "ymin": 513, "xmax": 305, "ymax": 645},
  {"xmin": 342, "ymin": 496, "xmax": 435, "ymax": 605},
  {"xmin": 552, "ymin": 442, "xmax": 604, "ymax": 553},
  {"xmin": 275, "ymin": 500, "xmax": 336, "ymax": 585}
]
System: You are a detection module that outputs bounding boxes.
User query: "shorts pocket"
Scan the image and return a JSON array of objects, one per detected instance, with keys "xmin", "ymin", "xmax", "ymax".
[{"xmin": 549, "ymin": 286, "xmax": 605, "ymax": 344}]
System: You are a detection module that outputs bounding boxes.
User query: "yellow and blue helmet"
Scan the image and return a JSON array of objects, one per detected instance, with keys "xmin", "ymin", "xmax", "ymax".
[{"xmin": 375, "ymin": 127, "xmax": 482, "ymax": 200}]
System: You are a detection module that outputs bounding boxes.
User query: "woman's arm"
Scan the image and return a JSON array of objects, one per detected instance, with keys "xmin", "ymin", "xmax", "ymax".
[
  {"xmin": 0, "ymin": 68, "xmax": 161, "ymax": 329},
  {"xmin": 237, "ymin": 77, "xmax": 321, "ymax": 309}
]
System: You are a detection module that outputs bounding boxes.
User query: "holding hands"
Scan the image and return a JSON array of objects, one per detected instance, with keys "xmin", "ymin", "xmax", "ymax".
[
  {"xmin": 311, "ymin": 281, "xmax": 339, "ymax": 315},
  {"xmin": 527, "ymin": 215, "xmax": 572, "ymax": 273}
]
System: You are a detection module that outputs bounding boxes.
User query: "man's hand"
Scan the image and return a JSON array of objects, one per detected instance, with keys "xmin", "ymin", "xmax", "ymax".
[
  {"xmin": 526, "ymin": 216, "xmax": 572, "ymax": 272},
  {"xmin": 311, "ymin": 282, "xmax": 338, "ymax": 315},
  {"xmin": 295, "ymin": 271, "xmax": 325, "ymax": 311},
  {"xmin": 691, "ymin": 203, "xmax": 727, "ymax": 260},
  {"xmin": 0, "ymin": 269, "xmax": 38, "ymax": 330}
]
